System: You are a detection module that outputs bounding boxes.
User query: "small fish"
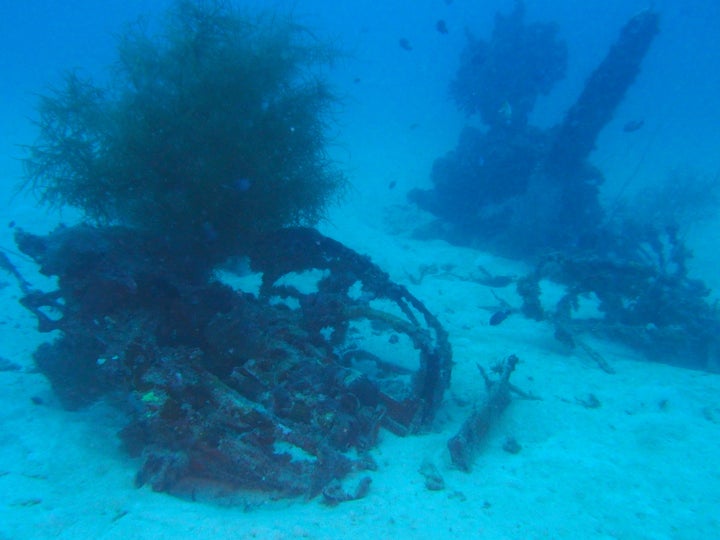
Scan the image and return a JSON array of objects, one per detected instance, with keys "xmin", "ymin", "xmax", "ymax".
[
  {"xmin": 353, "ymin": 77, "xmax": 361, "ymax": 84},
  {"xmin": 223, "ymin": 177, "xmax": 252, "ymax": 192},
  {"xmin": 202, "ymin": 221, "xmax": 218, "ymax": 242},
  {"xmin": 489, "ymin": 309, "xmax": 512, "ymax": 326},
  {"xmin": 399, "ymin": 38, "xmax": 413, "ymax": 51},
  {"xmin": 471, "ymin": 52, "xmax": 486, "ymax": 66},
  {"xmin": 388, "ymin": 181, "xmax": 397, "ymax": 190},
  {"xmin": 623, "ymin": 119, "xmax": 644, "ymax": 133},
  {"xmin": 498, "ymin": 101, "xmax": 513, "ymax": 124},
  {"xmin": 436, "ymin": 20, "xmax": 449, "ymax": 34}
]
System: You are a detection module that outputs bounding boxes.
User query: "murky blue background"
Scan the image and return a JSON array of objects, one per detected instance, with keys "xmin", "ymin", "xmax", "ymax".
[{"xmin": 2, "ymin": 0, "xmax": 719, "ymax": 242}]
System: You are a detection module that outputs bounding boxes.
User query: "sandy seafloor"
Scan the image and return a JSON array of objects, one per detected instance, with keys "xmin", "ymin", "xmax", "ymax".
[
  {"xmin": 2, "ymin": 2, "xmax": 720, "ymax": 539},
  {"xmin": 3, "ymin": 182, "xmax": 720, "ymax": 540},
  {"xmin": 2, "ymin": 197, "xmax": 720, "ymax": 540}
]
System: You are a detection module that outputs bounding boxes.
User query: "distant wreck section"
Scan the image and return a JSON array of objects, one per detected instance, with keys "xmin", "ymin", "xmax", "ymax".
[
  {"xmin": 409, "ymin": 4, "xmax": 720, "ymax": 371},
  {"xmin": 547, "ymin": 8, "xmax": 659, "ymax": 177},
  {"xmin": 14, "ymin": 225, "xmax": 452, "ymax": 499},
  {"xmin": 410, "ymin": 2, "xmax": 660, "ymax": 254}
]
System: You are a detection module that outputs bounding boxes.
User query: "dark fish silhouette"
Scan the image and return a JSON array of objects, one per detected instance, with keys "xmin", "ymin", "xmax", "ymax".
[
  {"xmin": 223, "ymin": 177, "xmax": 252, "ymax": 192},
  {"xmin": 436, "ymin": 20, "xmax": 449, "ymax": 34},
  {"xmin": 623, "ymin": 119, "xmax": 644, "ymax": 133},
  {"xmin": 399, "ymin": 38, "xmax": 413, "ymax": 51},
  {"xmin": 489, "ymin": 309, "xmax": 512, "ymax": 326}
]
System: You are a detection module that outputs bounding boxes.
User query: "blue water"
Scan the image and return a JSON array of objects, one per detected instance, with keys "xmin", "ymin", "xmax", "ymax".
[
  {"xmin": 2, "ymin": 1, "xmax": 719, "ymax": 185},
  {"xmin": 1, "ymin": 1, "xmax": 720, "ymax": 538}
]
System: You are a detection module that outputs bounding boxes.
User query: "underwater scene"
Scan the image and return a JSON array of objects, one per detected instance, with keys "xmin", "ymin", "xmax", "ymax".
[{"xmin": 1, "ymin": 0, "xmax": 719, "ymax": 538}]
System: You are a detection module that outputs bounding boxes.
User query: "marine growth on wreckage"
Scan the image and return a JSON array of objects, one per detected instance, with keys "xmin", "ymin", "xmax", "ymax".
[{"xmin": 13, "ymin": 224, "xmax": 452, "ymax": 501}]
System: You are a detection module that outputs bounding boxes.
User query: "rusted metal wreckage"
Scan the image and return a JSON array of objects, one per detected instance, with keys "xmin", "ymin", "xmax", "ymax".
[{"xmin": 13, "ymin": 225, "xmax": 452, "ymax": 500}]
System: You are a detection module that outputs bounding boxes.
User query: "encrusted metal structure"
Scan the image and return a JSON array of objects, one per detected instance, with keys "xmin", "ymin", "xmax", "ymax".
[{"xmin": 15, "ymin": 225, "xmax": 452, "ymax": 499}]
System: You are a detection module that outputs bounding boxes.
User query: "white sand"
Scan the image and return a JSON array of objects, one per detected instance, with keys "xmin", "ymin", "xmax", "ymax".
[{"xmin": 1, "ymin": 200, "xmax": 719, "ymax": 540}]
